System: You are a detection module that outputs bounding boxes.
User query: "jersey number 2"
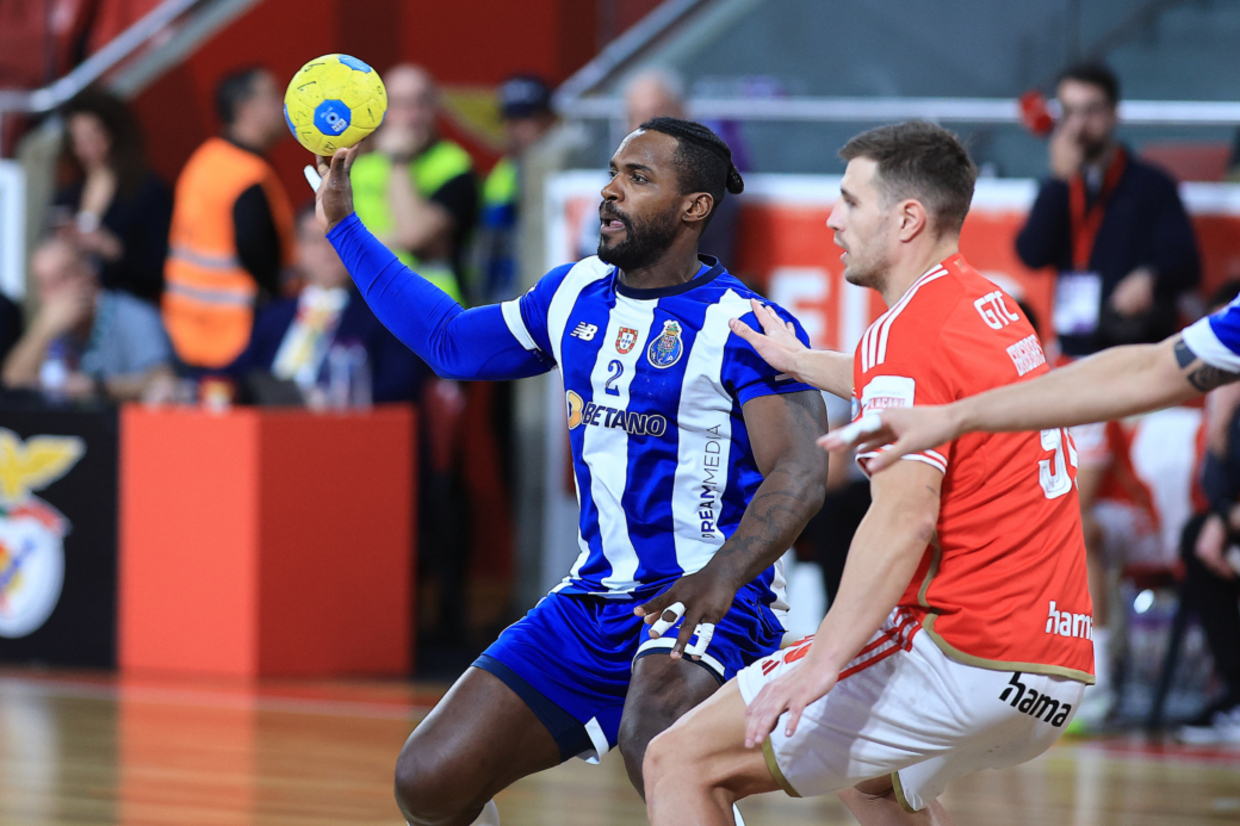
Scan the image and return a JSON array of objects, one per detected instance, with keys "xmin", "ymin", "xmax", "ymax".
[
  {"xmin": 1038, "ymin": 428, "xmax": 1077, "ymax": 500},
  {"xmin": 604, "ymin": 360, "xmax": 624, "ymax": 396}
]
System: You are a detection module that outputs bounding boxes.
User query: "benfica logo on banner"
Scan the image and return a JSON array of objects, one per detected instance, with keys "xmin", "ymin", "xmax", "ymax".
[{"xmin": 0, "ymin": 429, "xmax": 85, "ymax": 638}]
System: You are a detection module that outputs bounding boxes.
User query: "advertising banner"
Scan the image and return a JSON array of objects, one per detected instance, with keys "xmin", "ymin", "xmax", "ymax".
[{"xmin": 0, "ymin": 401, "xmax": 118, "ymax": 667}]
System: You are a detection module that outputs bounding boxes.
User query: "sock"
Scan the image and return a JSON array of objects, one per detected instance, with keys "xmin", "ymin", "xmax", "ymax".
[{"xmin": 1092, "ymin": 627, "xmax": 1111, "ymax": 692}]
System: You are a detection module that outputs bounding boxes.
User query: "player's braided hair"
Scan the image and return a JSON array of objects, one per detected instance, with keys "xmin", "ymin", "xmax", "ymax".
[{"xmin": 639, "ymin": 117, "xmax": 743, "ymax": 228}]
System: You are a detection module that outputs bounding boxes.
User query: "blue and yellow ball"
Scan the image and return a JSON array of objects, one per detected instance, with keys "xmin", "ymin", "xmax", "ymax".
[{"xmin": 284, "ymin": 54, "xmax": 387, "ymax": 156}]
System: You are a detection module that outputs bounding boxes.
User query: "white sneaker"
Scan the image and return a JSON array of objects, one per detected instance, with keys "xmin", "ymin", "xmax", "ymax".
[{"xmin": 1176, "ymin": 706, "xmax": 1240, "ymax": 745}]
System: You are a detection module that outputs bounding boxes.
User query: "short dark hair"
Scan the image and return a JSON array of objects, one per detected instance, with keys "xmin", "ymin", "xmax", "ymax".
[
  {"xmin": 215, "ymin": 66, "xmax": 267, "ymax": 126},
  {"xmin": 839, "ymin": 120, "xmax": 978, "ymax": 236},
  {"xmin": 1058, "ymin": 61, "xmax": 1120, "ymax": 106},
  {"xmin": 638, "ymin": 117, "xmax": 744, "ymax": 227}
]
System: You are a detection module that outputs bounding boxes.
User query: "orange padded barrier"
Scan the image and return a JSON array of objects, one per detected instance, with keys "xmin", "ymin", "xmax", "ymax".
[{"xmin": 119, "ymin": 405, "xmax": 415, "ymax": 678}]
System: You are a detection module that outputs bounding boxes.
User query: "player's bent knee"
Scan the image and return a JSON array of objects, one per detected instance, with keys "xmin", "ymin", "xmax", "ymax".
[
  {"xmin": 643, "ymin": 725, "xmax": 698, "ymax": 783},
  {"xmin": 394, "ymin": 741, "xmax": 483, "ymax": 824}
]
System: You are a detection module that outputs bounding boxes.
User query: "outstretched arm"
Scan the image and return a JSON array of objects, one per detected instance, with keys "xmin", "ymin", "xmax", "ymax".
[
  {"xmin": 636, "ymin": 389, "xmax": 829, "ymax": 658},
  {"xmin": 728, "ymin": 299, "xmax": 853, "ymax": 399},
  {"xmin": 315, "ymin": 148, "xmax": 551, "ymax": 382},
  {"xmin": 826, "ymin": 331, "xmax": 1236, "ymax": 472}
]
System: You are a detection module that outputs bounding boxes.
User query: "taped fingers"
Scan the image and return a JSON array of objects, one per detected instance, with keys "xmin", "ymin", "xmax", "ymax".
[
  {"xmin": 649, "ymin": 601, "xmax": 686, "ymax": 638},
  {"xmin": 684, "ymin": 623, "xmax": 716, "ymax": 659},
  {"xmin": 304, "ymin": 165, "xmax": 323, "ymax": 192}
]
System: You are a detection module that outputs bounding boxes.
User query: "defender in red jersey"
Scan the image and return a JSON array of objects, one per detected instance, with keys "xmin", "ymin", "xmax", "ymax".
[{"xmin": 644, "ymin": 122, "xmax": 1092, "ymax": 826}]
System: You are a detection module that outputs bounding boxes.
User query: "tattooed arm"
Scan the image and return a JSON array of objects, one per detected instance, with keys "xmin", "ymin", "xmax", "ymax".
[
  {"xmin": 830, "ymin": 332, "xmax": 1240, "ymax": 473},
  {"xmin": 636, "ymin": 390, "xmax": 829, "ymax": 659}
]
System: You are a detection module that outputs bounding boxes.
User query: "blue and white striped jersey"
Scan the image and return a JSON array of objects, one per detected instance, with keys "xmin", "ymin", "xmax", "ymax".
[
  {"xmin": 326, "ymin": 214, "xmax": 813, "ymax": 606},
  {"xmin": 1183, "ymin": 295, "xmax": 1240, "ymax": 370},
  {"xmin": 502, "ymin": 255, "xmax": 816, "ymax": 599}
]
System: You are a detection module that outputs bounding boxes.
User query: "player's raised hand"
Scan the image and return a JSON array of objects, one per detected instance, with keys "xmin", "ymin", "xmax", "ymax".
[
  {"xmin": 314, "ymin": 145, "xmax": 362, "ymax": 232},
  {"xmin": 743, "ymin": 652, "xmax": 839, "ymax": 748},
  {"xmin": 635, "ymin": 570, "xmax": 737, "ymax": 662},
  {"xmin": 729, "ymin": 298, "xmax": 807, "ymax": 381},
  {"xmin": 819, "ymin": 405, "xmax": 961, "ymax": 473}
]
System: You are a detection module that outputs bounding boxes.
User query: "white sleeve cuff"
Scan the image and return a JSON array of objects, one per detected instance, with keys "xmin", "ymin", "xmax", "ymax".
[
  {"xmin": 501, "ymin": 298, "xmax": 540, "ymax": 353},
  {"xmin": 1182, "ymin": 315, "xmax": 1240, "ymax": 372},
  {"xmin": 855, "ymin": 448, "xmax": 947, "ymax": 477}
]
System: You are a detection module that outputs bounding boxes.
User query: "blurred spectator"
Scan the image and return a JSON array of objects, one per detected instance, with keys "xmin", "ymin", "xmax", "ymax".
[
  {"xmin": 624, "ymin": 68, "xmax": 686, "ymax": 128},
  {"xmin": 52, "ymin": 87, "xmax": 172, "ymax": 304},
  {"xmin": 241, "ymin": 206, "xmax": 424, "ymax": 403},
  {"xmin": 1016, "ymin": 61, "xmax": 1202, "ymax": 730},
  {"xmin": 162, "ymin": 67, "xmax": 294, "ymax": 373},
  {"xmin": 351, "ymin": 65, "xmax": 477, "ymax": 304},
  {"xmin": 577, "ymin": 68, "xmax": 740, "ymax": 267},
  {"xmin": 2, "ymin": 238, "xmax": 173, "ymax": 400},
  {"xmin": 473, "ymin": 74, "xmax": 558, "ymax": 304},
  {"xmin": 1016, "ymin": 61, "xmax": 1200, "ymax": 356},
  {"xmin": 0, "ymin": 292, "xmax": 20, "ymax": 364}
]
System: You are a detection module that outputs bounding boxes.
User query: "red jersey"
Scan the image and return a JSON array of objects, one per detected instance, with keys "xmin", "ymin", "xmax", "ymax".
[{"xmin": 852, "ymin": 254, "xmax": 1093, "ymax": 683}]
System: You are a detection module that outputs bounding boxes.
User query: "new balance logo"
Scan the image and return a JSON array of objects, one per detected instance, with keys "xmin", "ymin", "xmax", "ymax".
[
  {"xmin": 998, "ymin": 672, "xmax": 1072, "ymax": 727},
  {"xmin": 570, "ymin": 322, "xmax": 599, "ymax": 341},
  {"xmin": 1045, "ymin": 600, "xmax": 1093, "ymax": 640}
]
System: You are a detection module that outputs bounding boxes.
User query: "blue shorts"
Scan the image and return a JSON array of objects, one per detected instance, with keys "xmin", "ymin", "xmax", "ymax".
[{"xmin": 474, "ymin": 579, "xmax": 784, "ymax": 763}]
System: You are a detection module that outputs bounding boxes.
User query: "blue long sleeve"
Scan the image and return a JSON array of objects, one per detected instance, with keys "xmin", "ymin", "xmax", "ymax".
[{"xmin": 327, "ymin": 213, "xmax": 553, "ymax": 381}]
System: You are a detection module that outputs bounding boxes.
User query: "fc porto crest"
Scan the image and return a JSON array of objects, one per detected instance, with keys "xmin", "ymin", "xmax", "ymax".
[
  {"xmin": 647, "ymin": 320, "xmax": 684, "ymax": 368},
  {"xmin": 0, "ymin": 428, "xmax": 85, "ymax": 638},
  {"xmin": 616, "ymin": 327, "xmax": 639, "ymax": 354}
]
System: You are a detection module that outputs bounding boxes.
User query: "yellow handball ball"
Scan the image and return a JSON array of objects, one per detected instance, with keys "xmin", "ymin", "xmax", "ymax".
[{"xmin": 284, "ymin": 54, "xmax": 387, "ymax": 156}]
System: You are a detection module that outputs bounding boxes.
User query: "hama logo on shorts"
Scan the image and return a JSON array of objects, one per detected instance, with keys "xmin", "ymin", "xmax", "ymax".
[
  {"xmin": 999, "ymin": 672, "xmax": 1073, "ymax": 727},
  {"xmin": 616, "ymin": 327, "xmax": 638, "ymax": 354},
  {"xmin": 647, "ymin": 320, "xmax": 684, "ymax": 368}
]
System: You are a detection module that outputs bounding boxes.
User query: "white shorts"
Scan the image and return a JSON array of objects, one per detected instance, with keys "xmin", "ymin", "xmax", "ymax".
[{"xmin": 736, "ymin": 609, "xmax": 1086, "ymax": 812}]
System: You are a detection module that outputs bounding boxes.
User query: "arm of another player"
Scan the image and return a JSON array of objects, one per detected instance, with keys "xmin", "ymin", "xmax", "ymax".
[
  {"xmin": 728, "ymin": 299, "xmax": 854, "ymax": 399},
  {"xmin": 826, "ymin": 331, "xmax": 1239, "ymax": 473},
  {"xmin": 743, "ymin": 459, "xmax": 942, "ymax": 747},
  {"xmin": 315, "ymin": 149, "xmax": 551, "ymax": 382},
  {"xmin": 636, "ymin": 389, "xmax": 829, "ymax": 659}
]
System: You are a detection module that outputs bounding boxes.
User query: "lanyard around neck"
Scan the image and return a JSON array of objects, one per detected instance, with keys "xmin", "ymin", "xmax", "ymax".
[{"xmin": 1068, "ymin": 146, "xmax": 1127, "ymax": 271}]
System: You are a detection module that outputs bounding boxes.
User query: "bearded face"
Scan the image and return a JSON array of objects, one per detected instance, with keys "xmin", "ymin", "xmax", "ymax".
[{"xmin": 597, "ymin": 199, "xmax": 681, "ymax": 272}]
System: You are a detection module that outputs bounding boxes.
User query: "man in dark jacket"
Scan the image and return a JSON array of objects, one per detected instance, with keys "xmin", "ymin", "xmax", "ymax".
[{"xmin": 1016, "ymin": 61, "xmax": 1200, "ymax": 357}]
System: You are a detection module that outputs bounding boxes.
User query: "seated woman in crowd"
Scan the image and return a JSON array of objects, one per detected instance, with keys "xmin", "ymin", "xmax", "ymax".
[{"xmin": 52, "ymin": 87, "xmax": 172, "ymax": 304}]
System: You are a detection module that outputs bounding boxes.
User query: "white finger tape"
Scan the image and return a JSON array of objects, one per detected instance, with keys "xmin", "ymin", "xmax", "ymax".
[
  {"xmin": 835, "ymin": 412, "xmax": 883, "ymax": 447},
  {"xmin": 685, "ymin": 623, "xmax": 716, "ymax": 658},
  {"xmin": 304, "ymin": 165, "xmax": 323, "ymax": 193},
  {"xmin": 650, "ymin": 601, "xmax": 686, "ymax": 638}
]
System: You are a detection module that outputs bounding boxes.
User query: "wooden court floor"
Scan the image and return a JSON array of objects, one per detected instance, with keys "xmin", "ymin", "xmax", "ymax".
[{"xmin": 0, "ymin": 669, "xmax": 1237, "ymax": 825}]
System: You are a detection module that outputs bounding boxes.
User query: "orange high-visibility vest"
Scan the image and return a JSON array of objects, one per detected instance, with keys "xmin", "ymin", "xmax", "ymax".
[{"xmin": 163, "ymin": 137, "xmax": 294, "ymax": 368}]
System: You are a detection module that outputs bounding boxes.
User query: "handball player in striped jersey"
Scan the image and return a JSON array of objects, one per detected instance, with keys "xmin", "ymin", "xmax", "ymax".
[{"xmin": 314, "ymin": 118, "xmax": 828, "ymax": 825}]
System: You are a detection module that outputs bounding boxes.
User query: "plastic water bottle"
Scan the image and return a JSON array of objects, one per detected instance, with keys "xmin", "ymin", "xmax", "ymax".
[{"xmin": 325, "ymin": 343, "xmax": 372, "ymax": 410}]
